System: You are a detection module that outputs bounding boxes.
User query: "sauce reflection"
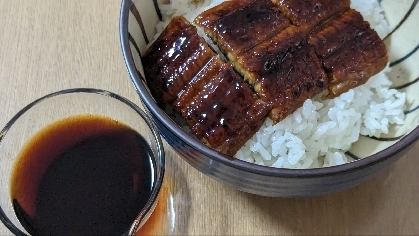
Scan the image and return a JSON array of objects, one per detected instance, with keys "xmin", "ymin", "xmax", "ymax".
[{"xmin": 136, "ymin": 180, "xmax": 173, "ymax": 235}]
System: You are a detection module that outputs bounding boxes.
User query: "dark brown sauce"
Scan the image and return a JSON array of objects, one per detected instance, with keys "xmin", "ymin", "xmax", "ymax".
[{"xmin": 11, "ymin": 115, "xmax": 154, "ymax": 236}]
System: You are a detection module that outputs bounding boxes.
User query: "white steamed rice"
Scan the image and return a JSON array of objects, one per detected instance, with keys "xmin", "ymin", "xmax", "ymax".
[{"xmin": 154, "ymin": 0, "xmax": 406, "ymax": 168}]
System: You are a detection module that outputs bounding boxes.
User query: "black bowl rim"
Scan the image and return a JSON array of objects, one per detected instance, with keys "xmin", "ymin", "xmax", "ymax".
[{"xmin": 119, "ymin": 0, "xmax": 419, "ymax": 178}]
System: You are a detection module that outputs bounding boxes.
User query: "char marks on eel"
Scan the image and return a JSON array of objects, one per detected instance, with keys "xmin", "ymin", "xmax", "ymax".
[
  {"xmin": 143, "ymin": 16, "xmax": 270, "ymax": 156},
  {"xmin": 195, "ymin": 0, "xmax": 291, "ymax": 62},
  {"xmin": 143, "ymin": 16, "xmax": 215, "ymax": 106},
  {"xmin": 189, "ymin": 65, "xmax": 271, "ymax": 156},
  {"xmin": 308, "ymin": 9, "xmax": 388, "ymax": 98},
  {"xmin": 235, "ymin": 26, "xmax": 328, "ymax": 123}
]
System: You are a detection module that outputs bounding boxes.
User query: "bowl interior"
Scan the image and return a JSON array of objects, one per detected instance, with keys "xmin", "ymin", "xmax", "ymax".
[{"xmin": 121, "ymin": 0, "xmax": 419, "ymax": 167}]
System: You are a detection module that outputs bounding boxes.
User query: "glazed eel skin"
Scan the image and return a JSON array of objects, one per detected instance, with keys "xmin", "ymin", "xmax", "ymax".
[
  {"xmin": 143, "ymin": 0, "xmax": 388, "ymax": 156},
  {"xmin": 143, "ymin": 16, "xmax": 270, "ymax": 156}
]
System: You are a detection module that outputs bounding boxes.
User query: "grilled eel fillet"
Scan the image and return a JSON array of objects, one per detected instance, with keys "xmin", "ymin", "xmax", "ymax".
[
  {"xmin": 142, "ymin": 16, "xmax": 214, "ymax": 106},
  {"xmin": 234, "ymin": 26, "xmax": 329, "ymax": 123},
  {"xmin": 144, "ymin": 16, "xmax": 271, "ymax": 156},
  {"xmin": 308, "ymin": 9, "xmax": 389, "ymax": 98},
  {"xmin": 194, "ymin": 0, "xmax": 290, "ymax": 63},
  {"xmin": 195, "ymin": 0, "xmax": 388, "ymax": 123}
]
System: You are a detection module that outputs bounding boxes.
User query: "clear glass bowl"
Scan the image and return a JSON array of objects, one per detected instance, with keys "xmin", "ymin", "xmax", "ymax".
[{"xmin": 0, "ymin": 88, "xmax": 165, "ymax": 235}]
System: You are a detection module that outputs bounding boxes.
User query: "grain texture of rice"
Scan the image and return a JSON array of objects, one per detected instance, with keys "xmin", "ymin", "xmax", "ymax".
[{"xmin": 154, "ymin": 0, "xmax": 406, "ymax": 168}]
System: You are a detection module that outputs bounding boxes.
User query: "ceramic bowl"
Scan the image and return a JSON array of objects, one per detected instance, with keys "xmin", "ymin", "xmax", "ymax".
[{"xmin": 120, "ymin": 0, "xmax": 419, "ymax": 197}]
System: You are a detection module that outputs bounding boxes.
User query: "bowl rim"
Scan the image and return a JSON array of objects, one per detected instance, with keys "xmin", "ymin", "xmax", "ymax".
[
  {"xmin": 119, "ymin": 0, "xmax": 419, "ymax": 178},
  {"xmin": 0, "ymin": 88, "xmax": 165, "ymax": 236}
]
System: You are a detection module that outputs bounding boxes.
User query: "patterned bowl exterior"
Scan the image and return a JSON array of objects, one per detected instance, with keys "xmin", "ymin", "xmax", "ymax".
[{"xmin": 120, "ymin": 0, "xmax": 419, "ymax": 197}]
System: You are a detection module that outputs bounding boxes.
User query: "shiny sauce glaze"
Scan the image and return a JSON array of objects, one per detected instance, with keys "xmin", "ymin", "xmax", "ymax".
[
  {"xmin": 182, "ymin": 62, "xmax": 238, "ymax": 127},
  {"xmin": 191, "ymin": 78, "xmax": 270, "ymax": 155},
  {"xmin": 212, "ymin": 0, "xmax": 290, "ymax": 57},
  {"xmin": 173, "ymin": 56, "xmax": 224, "ymax": 122},
  {"xmin": 143, "ymin": 16, "xmax": 215, "ymax": 104},
  {"xmin": 236, "ymin": 26, "xmax": 328, "ymax": 122}
]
